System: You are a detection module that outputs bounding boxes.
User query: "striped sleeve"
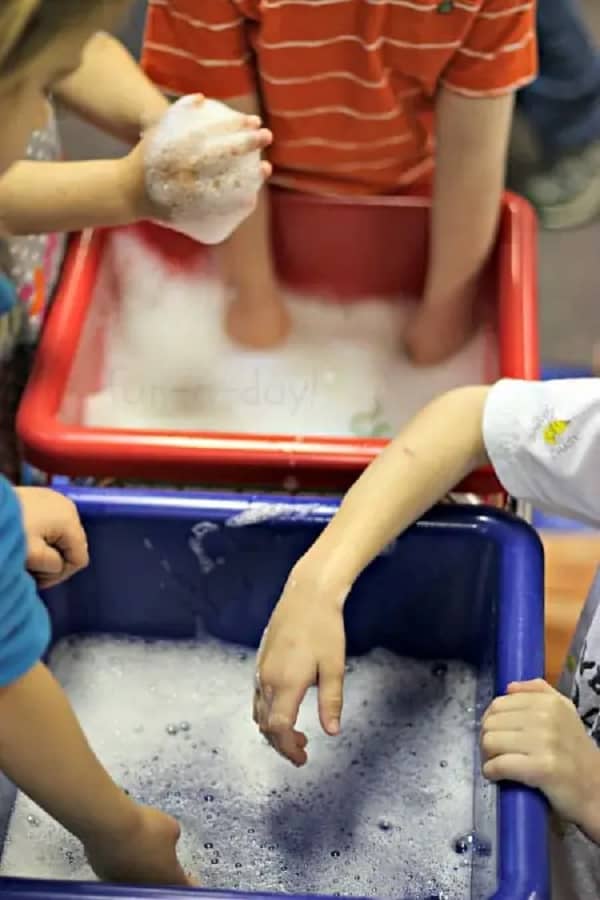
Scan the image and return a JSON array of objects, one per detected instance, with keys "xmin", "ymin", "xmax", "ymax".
[
  {"xmin": 142, "ymin": 0, "xmax": 255, "ymax": 100},
  {"xmin": 442, "ymin": 0, "xmax": 537, "ymax": 97}
]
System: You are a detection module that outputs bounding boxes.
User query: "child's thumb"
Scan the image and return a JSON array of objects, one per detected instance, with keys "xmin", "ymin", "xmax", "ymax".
[{"xmin": 318, "ymin": 659, "xmax": 344, "ymax": 736}]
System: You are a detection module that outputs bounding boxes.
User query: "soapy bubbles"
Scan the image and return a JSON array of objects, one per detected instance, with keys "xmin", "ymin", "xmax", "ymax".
[{"xmin": 0, "ymin": 635, "xmax": 491, "ymax": 898}]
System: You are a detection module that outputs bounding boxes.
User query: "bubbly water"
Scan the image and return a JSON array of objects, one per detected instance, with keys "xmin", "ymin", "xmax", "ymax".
[
  {"xmin": 0, "ymin": 636, "xmax": 489, "ymax": 898},
  {"xmin": 83, "ymin": 231, "xmax": 489, "ymax": 437}
]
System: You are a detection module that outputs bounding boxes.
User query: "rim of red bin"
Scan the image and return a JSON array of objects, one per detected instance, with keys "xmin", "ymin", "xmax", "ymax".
[{"xmin": 18, "ymin": 190, "xmax": 539, "ymax": 495}]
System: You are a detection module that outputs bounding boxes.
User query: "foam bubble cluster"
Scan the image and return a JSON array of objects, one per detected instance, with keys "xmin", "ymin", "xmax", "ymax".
[
  {"xmin": 83, "ymin": 230, "xmax": 488, "ymax": 437},
  {"xmin": 0, "ymin": 636, "xmax": 493, "ymax": 898},
  {"xmin": 144, "ymin": 96, "xmax": 263, "ymax": 245}
]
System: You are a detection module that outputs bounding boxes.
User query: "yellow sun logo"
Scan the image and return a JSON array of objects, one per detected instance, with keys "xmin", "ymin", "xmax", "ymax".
[{"xmin": 543, "ymin": 420, "xmax": 570, "ymax": 446}]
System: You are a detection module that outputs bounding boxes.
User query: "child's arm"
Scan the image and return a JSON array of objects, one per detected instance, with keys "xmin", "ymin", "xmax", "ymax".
[
  {"xmin": 0, "ymin": 31, "xmax": 166, "ymax": 235},
  {"xmin": 254, "ymin": 378, "xmax": 600, "ymax": 764},
  {"xmin": 405, "ymin": 0, "xmax": 536, "ymax": 365},
  {"xmin": 0, "ymin": 479, "xmax": 189, "ymax": 884},
  {"xmin": 482, "ymin": 679, "xmax": 600, "ymax": 844},
  {"xmin": 53, "ymin": 32, "xmax": 169, "ymax": 142},
  {"xmin": 0, "ymin": 112, "xmax": 269, "ymax": 236},
  {"xmin": 0, "ymin": 662, "xmax": 190, "ymax": 884},
  {"xmin": 141, "ymin": 3, "xmax": 288, "ymax": 348},
  {"xmin": 405, "ymin": 89, "xmax": 514, "ymax": 365},
  {"xmin": 0, "ymin": 153, "xmax": 148, "ymax": 235},
  {"xmin": 254, "ymin": 386, "xmax": 489, "ymax": 765},
  {"xmin": 216, "ymin": 94, "xmax": 289, "ymax": 348}
]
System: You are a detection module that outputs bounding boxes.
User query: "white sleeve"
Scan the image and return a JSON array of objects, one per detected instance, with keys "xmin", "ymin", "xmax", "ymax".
[{"xmin": 482, "ymin": 378, "xmax": 600, "ymax": 524}]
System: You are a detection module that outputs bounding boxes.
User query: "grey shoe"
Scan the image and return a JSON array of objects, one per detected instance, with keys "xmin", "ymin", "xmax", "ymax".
[{"xmin": 522, "ymin": 141, "xmax": 600, "ymax": 230}]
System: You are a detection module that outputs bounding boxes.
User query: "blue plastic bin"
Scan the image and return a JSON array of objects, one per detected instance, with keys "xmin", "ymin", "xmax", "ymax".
[{"xmin": 0, "ymin": 489, "xmax": 548, "ymax": 900}]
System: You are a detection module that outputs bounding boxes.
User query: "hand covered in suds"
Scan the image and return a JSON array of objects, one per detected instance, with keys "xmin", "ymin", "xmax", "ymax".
[{"xmin": 139, "ymin": 94, "xmax": 272, "ymax": 244}]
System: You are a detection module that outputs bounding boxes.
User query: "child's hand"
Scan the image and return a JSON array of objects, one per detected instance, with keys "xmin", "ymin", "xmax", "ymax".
[
  {"xmin": 119, "ymin": 94, "xmax": 272, "ymax": 227},
  {"xmin": 254, "ymin": 567, "xmax": 348, "ymax": 766},
  {"xmin": 84, "ymin": 805, "xmax": 194, "ymax": 886},
  {"xmin": 482, "ymin": 679, "xmax": 600, "ymax": 840},
  {"xmin": 15, "ymin": 488, "xmax": 89, "ymax": 589}
]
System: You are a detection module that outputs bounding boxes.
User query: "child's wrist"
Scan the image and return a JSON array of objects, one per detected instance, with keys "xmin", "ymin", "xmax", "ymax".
[
  {"xmin": 292, "ymin": 550, "xmax": 354, "ymax": 611},
  {"xmin": 116, "ymin": 148, "xmax": 154, "ymax": 223},
  {"xmin": 75, "ymin": 788, "xmax": 143, "ymax": 847},
  {"xmin": 138, "ymin": 95, "xmax": 171, "ymax": 135}
]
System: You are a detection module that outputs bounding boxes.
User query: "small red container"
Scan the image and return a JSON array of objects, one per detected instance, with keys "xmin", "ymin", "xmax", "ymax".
[{"xmin": 18, "ymin": 189, "xmax": 538, "ymax": 493}]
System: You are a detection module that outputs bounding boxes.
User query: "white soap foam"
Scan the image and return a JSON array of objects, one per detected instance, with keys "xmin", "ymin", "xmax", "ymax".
[
  {"xmin": 83, "ymin": 231, "xmax": 490, "ymax": 437},
  {"xmin": 0, "ymin": 636, "xmax": 490, "ymax": 899},
  {"xmin": 145, "ymin": 96, "xmax": 263, "ymax": 245}
]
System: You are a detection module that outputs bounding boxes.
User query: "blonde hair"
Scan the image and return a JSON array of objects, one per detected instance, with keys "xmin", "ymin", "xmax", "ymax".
[{"xmin": 0, "ymin": 0, "xmax": 130, "ymax": 80}]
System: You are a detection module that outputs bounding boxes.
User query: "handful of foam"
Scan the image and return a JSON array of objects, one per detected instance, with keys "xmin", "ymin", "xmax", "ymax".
[{"xmin": 144, "ymin": 95, "xmax": 263, "ymax": 245}]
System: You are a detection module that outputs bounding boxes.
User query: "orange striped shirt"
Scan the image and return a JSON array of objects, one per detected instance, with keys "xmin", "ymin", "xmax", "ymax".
[{"xmin": 143, "ymin": 0, "xmax": 537, "ymax": 195}]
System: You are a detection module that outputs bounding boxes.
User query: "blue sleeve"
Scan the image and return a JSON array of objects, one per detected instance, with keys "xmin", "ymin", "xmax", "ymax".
[{"xmin": 0, "ymin": 478, "xmax": 50, "ymax": 686}]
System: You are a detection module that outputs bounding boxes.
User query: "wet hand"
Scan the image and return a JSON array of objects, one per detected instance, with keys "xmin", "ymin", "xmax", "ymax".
[
  {"xmin": 122, "ymin": 94, "xmax": 272, "ymax": 224},
  {"xmin": 85, "ymin": 805, "xmax": 194, "ymax": 886},
  {"xmin": 254, "ymin": 568, "xmax": 348, "ymax": 766},
  {"xmin": 15, "ymin": 488, "xmax": 89, "ymax": 589},
  {"xmin": 481, "ymin": 679, "xmax": 600, "ymax": 837}
]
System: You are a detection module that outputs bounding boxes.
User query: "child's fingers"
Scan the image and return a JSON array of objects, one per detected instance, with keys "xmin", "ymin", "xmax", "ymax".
[
  {"xmin": 27, "ymin": 537, "xmax": 64, "ymax": 579},
  {"xmin": 265, "ymin": 683, "xmax": 303, "ymax": 733},
  {"xmin": 481, "ymin": 711, "xmax": 530, "ymax": 733},
  {"xmin": 53, "ymin": 521, "xmax": 90, "ymax": 574},
  {"xmin": 269, "ymin": 725, "xmax": 309, "ymax": 767},
  {"xmin": 242, "ymin": 114, "xmax": 263, "ymax": 130},
  {"xmin": 262, "ymin": 681, "xmax": 309, "ymax": 766},
  {"xmin": 255, "ymin": 127, "xmax": 273, "ymax": 150},
  {"xmin": 188, "ymin": 131, "xmax": 268, "ymax": 176},
  {"xmin": 225, "ymin": 128, "xmax": 271, "ymax": 155},
  {"xmin": 481, "ymin": 728, "xmax": 536, "ymax": 761},
  {"xmin": 317, "ymin": 659, "xmax": 344, "ymax": 736},
  {"xmin": 261, "ymin": 160, "xmax": 273, "ymax": 180},
  {"xmin": 482, "ymin": 753, "xmax": 541, "ymax": 787},
  {"xmin": 483, "ymin": 692, "xmax": 542, "ymax": 720},
  {"xmin": 507, "ymin": 679, "xmax": 554, "ymax": 695}
]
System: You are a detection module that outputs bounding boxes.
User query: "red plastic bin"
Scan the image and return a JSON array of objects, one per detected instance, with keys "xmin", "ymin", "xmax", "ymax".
[{"xmin": 18, "ymin": 188, "xmax": 538, "ymax": 493}]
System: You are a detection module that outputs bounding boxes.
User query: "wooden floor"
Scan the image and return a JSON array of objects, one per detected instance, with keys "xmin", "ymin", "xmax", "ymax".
[{"xmin": 543, "ymin": 532, "xmax": 600, "ymax": 686}]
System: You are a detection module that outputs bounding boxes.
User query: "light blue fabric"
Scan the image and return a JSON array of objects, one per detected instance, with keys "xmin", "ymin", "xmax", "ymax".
[
  {"xmin": 0, "ymin": 477, "xmax": 50, "ymax": 686},
  {"xmin": 519, "ymin": 0, "xmax": 600, "ymax": 152}
]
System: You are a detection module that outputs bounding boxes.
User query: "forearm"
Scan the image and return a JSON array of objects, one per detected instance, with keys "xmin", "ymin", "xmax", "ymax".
[
  {"xmin": 216, "ymin": 93, "xmax": 276, "ymax": 293},
  {"xmin": 218, "ymin": 188, "xmax": 277, "ymax": 293},
  {"xmin": 296, "ymin": 386, "xmax": 490, "ymax": 591},
  {"xmin": 424, "ymin": 88, "xmax": 514, "ymax": 306},
  {"xmin": 0, "ymin": 158, "xmax": 138, "ymax": 235},
  {"xmin": 54, "ymin": 32, "xmax": 169, "ymax": 143},
  {"xmin": 0, "ymin": 663, "xmax": 139, "ymax": 844}
]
